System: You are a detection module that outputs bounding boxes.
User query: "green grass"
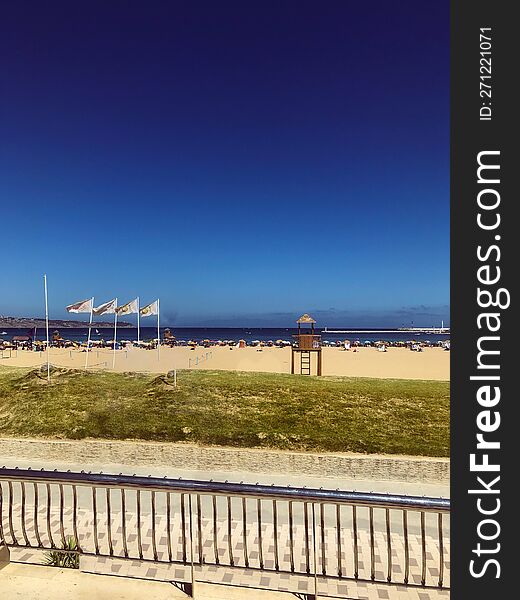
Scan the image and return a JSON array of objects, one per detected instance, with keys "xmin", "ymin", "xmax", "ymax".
[{"xmin": 0, "ymin": 367, "xmax": 449, "ymax": 457}]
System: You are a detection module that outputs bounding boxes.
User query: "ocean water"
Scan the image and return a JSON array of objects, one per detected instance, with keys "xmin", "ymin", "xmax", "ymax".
[{"xmin": 1, "ymin": 327, "xmax": 449, "ymax": 344}]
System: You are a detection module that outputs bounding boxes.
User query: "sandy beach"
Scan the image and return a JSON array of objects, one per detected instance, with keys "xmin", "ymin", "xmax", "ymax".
[{"xmin": 0, "ymin": 344, "xmax": 449, "ymax": 380}]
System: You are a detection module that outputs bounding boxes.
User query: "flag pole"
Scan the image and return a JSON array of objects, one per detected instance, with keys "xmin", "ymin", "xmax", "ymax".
[
  {"xmin": 112, "ymin": 298, "xmax": 118, "ymax": 369},
  {"xmin": 85, "ymin": 297, "xmax": 94, "ymax": 370},
  {"xmin": 137, "ymin": 296, "xmax": 140, "ymax": 346},
  {"xmin": 157, "ymin": 298, "xmax": 160, "ymax": 361},
  {"xmin": 43, "ymin": 274, "xmax": 50, "ymax": 382}
]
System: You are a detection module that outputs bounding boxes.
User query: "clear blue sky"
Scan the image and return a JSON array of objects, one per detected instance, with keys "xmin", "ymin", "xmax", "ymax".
[{"xmin": 0, "ymin": 1, "xmax": 449, "ymax": 327}]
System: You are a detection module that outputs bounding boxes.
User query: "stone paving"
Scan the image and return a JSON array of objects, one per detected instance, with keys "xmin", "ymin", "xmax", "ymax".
[{"xmin": 2, "ymin": 498, "xmax": 449, "ymax": 600}]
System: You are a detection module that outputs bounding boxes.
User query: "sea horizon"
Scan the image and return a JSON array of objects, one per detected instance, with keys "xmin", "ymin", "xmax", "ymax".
[{"xmin": 1, "ymin": 326, "xmax": 450, "ymax": 344}]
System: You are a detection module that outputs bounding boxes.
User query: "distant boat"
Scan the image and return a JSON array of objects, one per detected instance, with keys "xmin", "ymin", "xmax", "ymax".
[{"xmin": 1, "ymin": 331, "xmax": 7, "ymax": 335}]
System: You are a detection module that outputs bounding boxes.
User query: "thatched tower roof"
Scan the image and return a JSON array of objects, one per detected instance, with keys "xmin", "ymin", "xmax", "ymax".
[{"xmin": 297, "ymin": 313, "xmax": 316, "ymax": 324}]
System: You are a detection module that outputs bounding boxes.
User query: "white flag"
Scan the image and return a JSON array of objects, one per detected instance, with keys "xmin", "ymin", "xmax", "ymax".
[
  {"xmin": 116, "ymin": 298, "xmax": 139, "ymax": 316},
  {"xmin": 93, "ymin": 299, "xmax": 117, "ymax": 316},
  {"xmin": 66, "ymin": 298, "xmax": 93, "ymax": 314},
  {"xmin": 140, "ymin": 300, "xmax": 158, "ymax": 317}
]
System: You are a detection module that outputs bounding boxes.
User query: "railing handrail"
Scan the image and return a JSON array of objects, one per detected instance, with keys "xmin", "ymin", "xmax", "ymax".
[{"xmin": 0, "ymin": 467, "xmax": 450, "ymax": 512}]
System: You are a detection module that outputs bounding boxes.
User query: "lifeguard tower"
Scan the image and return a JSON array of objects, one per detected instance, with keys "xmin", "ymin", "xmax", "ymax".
[
  {"xmin": 291, "ymin": 314, "xmax": 322, "ymax": 376},
  {"xmin": 163, "ymin": 328, "xmax": 176, "ymax": 346}
]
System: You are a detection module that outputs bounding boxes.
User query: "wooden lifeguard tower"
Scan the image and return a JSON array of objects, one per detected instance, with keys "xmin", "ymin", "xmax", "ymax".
[
  {"xmin": 291, "ymin": 314, "xmax": 322, "ymax": 376},
  {"xmin": 163, "ymin": 328, "xmax": 176, "ymax": 346}
]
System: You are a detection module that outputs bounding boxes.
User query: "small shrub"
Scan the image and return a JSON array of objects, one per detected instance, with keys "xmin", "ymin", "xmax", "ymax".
[{"xmin": 43, "ymin": 536, "xmax": 79, "ymax": 569}]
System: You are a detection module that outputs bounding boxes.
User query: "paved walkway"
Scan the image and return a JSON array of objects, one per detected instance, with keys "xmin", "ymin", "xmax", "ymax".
[
  {"xmin": 0, "ymin": 457, "xmax": 450, "ymax": 497},
  {"xmin": 2, "ymin": 459, "xmax": 449, "ymax": 598},
  {"xmin": 0, "ymin": 563, "xmax": 290, "ymax": 599},
  {"xmin": 4, "ymin": 500, "xmax": 449, "ymax": 599}
]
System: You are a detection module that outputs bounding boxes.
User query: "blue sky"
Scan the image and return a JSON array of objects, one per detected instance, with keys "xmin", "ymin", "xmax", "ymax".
[{"xmin": 0, "ymin": 1, "xmax": 449, "ymax": 327}]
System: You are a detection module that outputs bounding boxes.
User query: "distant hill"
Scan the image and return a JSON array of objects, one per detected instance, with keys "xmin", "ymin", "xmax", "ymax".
[{"xmin": 0, "ymin": 316, "xmax": 132, "ymax": 329}]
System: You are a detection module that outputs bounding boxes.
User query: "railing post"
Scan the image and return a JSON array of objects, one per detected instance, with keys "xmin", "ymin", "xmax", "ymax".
[
  {"xmin": 311, "ymin": 502, "xmax": 319, "ymax": 600},
  {"xmin": 187, "ymin": 493, "xmax": 196, "ymax": 598}
]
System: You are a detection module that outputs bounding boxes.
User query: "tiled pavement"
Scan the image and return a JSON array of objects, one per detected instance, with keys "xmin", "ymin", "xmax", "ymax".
[{"xmin": 3, "ymin": 503, "xmax": 449, "ymax": 599}]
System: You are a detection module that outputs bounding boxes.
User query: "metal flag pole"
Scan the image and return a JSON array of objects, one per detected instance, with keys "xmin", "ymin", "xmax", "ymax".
[
  {"xmin": 112, "ymin": 298, "xmax": 118, "ymax": 369},
  {"xmin": 85, "ymin": 297, "xmax": 94, "ymax": 370},
  {"xmin": 157, "ymin": 298, "xmax": 160, "ymax": 361},
  {"xmin": 43, "ymin": 274, "xmax": 50, "ymax": 382},
  {"xmin": 137, "ymin": 296, "xmax": 140, "ymax": 346}
]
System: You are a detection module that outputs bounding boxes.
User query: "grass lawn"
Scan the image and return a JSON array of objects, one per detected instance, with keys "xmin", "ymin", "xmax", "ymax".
[{"xmin": 0, "ymin": 367, "xmax": 449, "ymax": 457}]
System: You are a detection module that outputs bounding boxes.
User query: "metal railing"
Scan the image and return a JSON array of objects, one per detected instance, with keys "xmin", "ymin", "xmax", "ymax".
[{"xmin": 0, "ymin": 467, "xmax": 450, "ymax": 595}]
